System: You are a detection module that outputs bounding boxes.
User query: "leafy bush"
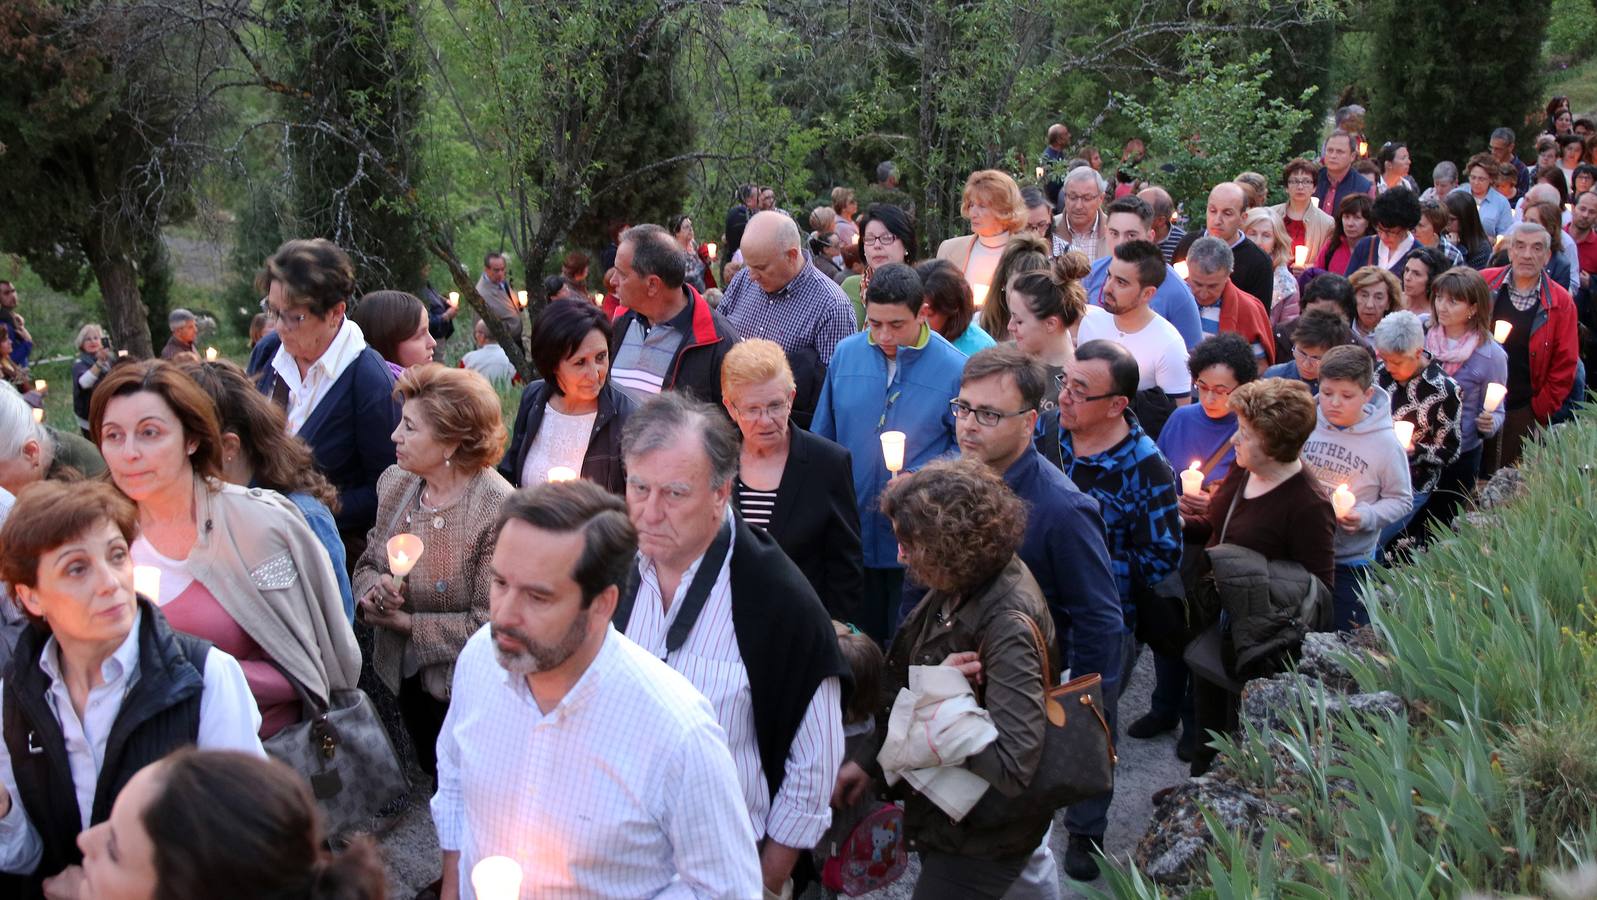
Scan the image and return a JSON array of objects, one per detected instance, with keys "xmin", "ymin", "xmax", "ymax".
[{"xmin": 1547, "ymin": 0, "xmax": 1597, "ymax": 63}]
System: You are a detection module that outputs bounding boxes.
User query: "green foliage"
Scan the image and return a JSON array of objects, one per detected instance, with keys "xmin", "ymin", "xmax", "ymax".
[
  {"xmin": 1117, "ymin": 42, "xmax": 1317, "ymax": 221},
  {"xmin": 1546, "ymin": 0, "xmax": 1597, "ymax": 62},
  {"xmin": 225, "ymin": 182, "xmax": 289, "ymax": 333}
]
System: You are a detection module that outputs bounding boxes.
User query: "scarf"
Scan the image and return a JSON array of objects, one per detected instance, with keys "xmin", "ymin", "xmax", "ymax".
[{"xmin": 1424, "ymin": 327, "xmax": 1482, "ymax": 377}]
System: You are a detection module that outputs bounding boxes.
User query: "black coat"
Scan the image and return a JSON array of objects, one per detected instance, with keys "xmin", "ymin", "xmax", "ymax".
[
  {"xmin": 733, "ymin": 426, "xmax": 863, "ymax": 619},
  {"xmin": 500, "ymin": 380, "xmax": 636, "ymax": 495}
]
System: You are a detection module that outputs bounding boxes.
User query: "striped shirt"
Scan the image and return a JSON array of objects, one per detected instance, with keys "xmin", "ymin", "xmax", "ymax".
[
  {"xmin": 1159, "ymin": 226, "xmax": 1187, "ymax": 264},
  {"xmin": 609, "ymin": 305, "xmax": 691, "ymax": 401},
  {"xmin": 734, "ymin": 479, "xmax": 778, "ymax": 527},
  {"xmin": 624, "ymin": 511, "xmax": 844, "ymax": 850}
]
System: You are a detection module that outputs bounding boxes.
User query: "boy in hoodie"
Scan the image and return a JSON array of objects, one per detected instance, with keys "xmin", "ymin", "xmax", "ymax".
[{"xmin": 1299, "ymin": 345, "xmax": 1414, "ymax": 631}]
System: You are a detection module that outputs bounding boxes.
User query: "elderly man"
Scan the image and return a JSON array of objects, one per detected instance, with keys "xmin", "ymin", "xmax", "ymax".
[
  {"xmin": 1314, "ymin": 131, "xmax": 1376, "ymax": 218},
  {"xmin": 1138, "ymin": 186, "xmax": 1186, "ymax": 264},
  {"xmin": 617, "ymin": 392, "xmax": 848, "ymax": 899},
  {"xmin": 1054, "ymin": 166, "xmax": 1110, "ymax": 260},
  {"xmin": 160, "ymin": 308, "xmax": 199, "ymax": 359},
  {"xmin": 1419, "ymin": 161, "xmax": 1459, "ymax": 205},
  {"xmin": 459, "ymin": 318, "xmax": 516, "ymax": 385},
  {"xmin": 1182, "ymin": 236, "xmax": 1276, "ymax": 363},
  {"xmin": 718, "ymin": 211, "xmax": 857, "ymax": 427},
  {"xmin": 1173, "ymin": 182, "xmax": 1276, "ymax": 308},
  {"xmin": 1041, "ymin": 122, "xmax": 1073, "ymax": 207},
  {"xmin": 1481, "ymin": 221, "xmax": 1580, "ymax": 467},
  {"xmin": 474, "ymin": 251, "xmax": 523, "ymax": 343},
  {"xmin": 609, "ymin": 223, "xmax": 739, "ymax": 407},
  {"xmin": 1081, "ymin": 196, "xmax": 1202, "ymax": 348},
  {"xmin": 432, "ymin": 481, "xmax": 762, "ymax": 899}
]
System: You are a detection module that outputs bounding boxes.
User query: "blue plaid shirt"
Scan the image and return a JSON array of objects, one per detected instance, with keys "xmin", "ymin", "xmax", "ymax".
[
  {"xmin": 718, "ymin": 263, "xmax": 857, "ymax": 366},
  {"xmin": 1060, "ymin": 414, "xmax": 1183, "ymax": 607}
]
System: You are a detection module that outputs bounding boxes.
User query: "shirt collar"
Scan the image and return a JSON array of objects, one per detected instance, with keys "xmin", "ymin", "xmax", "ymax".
[
  {"xmin": 867, "ymin": 321, "xmax": 932, "ymax": 353},
  {"xmin": 634, "ymin": 506, "xmax": 737, "ymax": 613},
  {"xmin": 41, "ymin": 607, "xmax": 143, "ymax": 686},
  {"xmin": 503, "ymin": 625, "xmax": 622, "ymax": 718},
  {"xmin": 270, "ymin": 317, "xmax": 366, "ymax": 391}
]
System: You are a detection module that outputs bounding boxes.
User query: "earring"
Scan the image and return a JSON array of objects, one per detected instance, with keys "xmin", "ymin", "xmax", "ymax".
[{"xmin": 445, "ymin": 456, "xmax": 451, "ymax": 468}]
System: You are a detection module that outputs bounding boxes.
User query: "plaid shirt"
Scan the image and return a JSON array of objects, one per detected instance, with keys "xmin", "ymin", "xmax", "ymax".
[
  {"xmin": 1060, "ymin": 414, "xmax": 1182, "ymax": 606},
  {"xmin": 718, "ymin": 263, "xmax": 856, "ymax": 366}
]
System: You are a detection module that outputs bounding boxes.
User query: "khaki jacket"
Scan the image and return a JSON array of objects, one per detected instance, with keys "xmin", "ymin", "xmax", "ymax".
[{"xmin": 1269, "ymin": 201, "xmax": 1335, "ymax": 270}]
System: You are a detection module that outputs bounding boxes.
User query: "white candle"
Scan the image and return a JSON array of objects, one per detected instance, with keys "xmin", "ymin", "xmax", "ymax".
[
  {"xmin": 546, "ymin": 466, "xmax": 577, "ymax": 482},
  {"xmin": 880, "ymin": 431, "xmax": 906, "ymax": 474},
  {"xmin": 592, "ymin": 292, "xmax": 604, "ymax": 306},
  {"xmin": 205, "ymin": 347, "xmax": 218, "ymax": 362},
  {"xmin": 1035, "ymin": 166, "xmax": 1045, "ymax": 180},
  {"xmin": 970, "ymin": 283, "xmax": 989, "ymax": 308},
  {"xmin": 705, "ymin": 242, "xmax": 718, "ymax": 259},
  {"xmin": 117, "ymin": 349, "xmax": 128, "ymax": 358},
  {"xmin": 471, "ymin": 856, "xmax": 524, "ymax": 900},
  {"xmin": 386, "ymin": 533, "xmax": 424, "ymax": 578},
  {"xmin": 1358, "ymin": 140, "xmax": 1369, "ymax": 157},
  {"xmin": 33, "ymin": 379, "xmax": 46, "ymax": 393},
  {"xmin": 31, "ymin": 408, "xmax": 43, "ymax": 424},
  {"xmin": 1180, "ymin": 461, "xmax": 1204, "ymax": 497},
  {"xmin": 1393, "ymin": 419, "xmax": 1415, "ymax": 451},
  {"xmin": 1483, "ymin": 382, "xmax": 1507, "ymax": 413},
  {"xmin": 1173, "ymin": 261, "xmax": 1190, "ymax": 279},
  {"xmin": 1493, "ymin": 320, "xmax": 1512, "ymax": 343},
  {"xmin": 1293, "ymin": 245, "xmax": 1309, "ymax": 267},
  {"xmin": 447, "ymin": 291, "xmax": 460, "ymax": 308},
  {"xmin": 1332, "ymin": 483, "xmax": 1356, "ymax": 519},
  {"xmin": 516, "ymin": 289, "xmax": 528, "ymax": 309},
  {"xmin": 134, "ymin": 565, "xmax": 161, "ymax": 600}
]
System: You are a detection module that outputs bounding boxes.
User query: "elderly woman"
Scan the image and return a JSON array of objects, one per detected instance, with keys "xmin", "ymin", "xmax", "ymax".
[
  {"xmin": 842, "ymin": 203, "xmax": 919, "ymax": 328},
  {"xmin": 249, "ymin": 238, "xmax": 400, "ymax": 546},
  {"xmin": 1423, "ymin": 268, "xmax": 1508, "ymax": 530},
  {"xmin": 1347, "ymin": 266, "xmax": 1402, "ymax": 348},
  {"xmin": 669, "ymin": 214, "xmax": 716, "ymax": 294},
  {"xmin": 0, "ymin": 480, "xmax": 264, "ymax": 894},
  {"xmin": 1271, "ymin": 160, "xmax": 1335, "ymax": 274},
  {"xmin": 70, "ymin": 324, "xmax": 113, "ymax": 437},
  {"xmin": 77, "ymin": 749, "xmax": 385, "ymax": 900},
  {"xmin": 1459, "ymin": 154, "xmax": 1514, "ymax": 238},
  {"xmin": 0, "ymin": 382, "xmax": 106, "ymax": 498},
  {"xmin": 181, "ymin": 359, "xmax": 354, "ymax": 621},
  {"xmin": 354, "ymin": 364, "xmax": 510, "ymax": 775},
  {"xmin": 350, "ymin": 290, "xmax": 438, "ymax": 377},
  {"xmin": 1373, "ymin": 311, "xmax": 1462, "ymax": 550},
  {"xmin": 979, "ymin": 233, "xmax": 1052, "ymax": 339},
  {"xmin": 834, "ymin": 459, "xmax": 1056, "ymax": 898},
  {"xmin": 1346, "ymin": 188, "xmax": 1421, "ymax": 276},
  {"xmin": 93, "ymin": 360, "xmax": 359, "ymax": 739},
  {"xmin": 1399, "ymin": 245, "xmax": 1448, "ymax": 323},
  {"xmin": 915, "ymin": 259, "xmax": 996, "ymax": 356},
  {"xmin": 1184, "ymin": 378, "xmax": 1334, "ymax": 776},
  {"xmin": 936, "ymin": 169, "xmax": 1027, "ymax": 298},
  {"xmin": 1243, "ymin": 208, "xmax": 1301, "ymax": 326},
  {"xmin": 503, "ymin": 299, "xmax": 635, "ymax": 494},
  {"xmin": 721, "ymin": 339, "xmax": 862, "ymax": 619}
]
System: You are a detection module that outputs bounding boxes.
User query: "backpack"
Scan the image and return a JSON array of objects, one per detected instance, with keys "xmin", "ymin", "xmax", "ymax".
[{"xmin": 819, "ymin": 802, "xmax": 909, "ymax": 896}]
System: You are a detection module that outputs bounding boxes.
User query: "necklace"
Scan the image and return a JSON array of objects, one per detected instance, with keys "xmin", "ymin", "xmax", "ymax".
[{"xmin": 405, "ymin": 480, "xmax": 462, "ymax": 531}]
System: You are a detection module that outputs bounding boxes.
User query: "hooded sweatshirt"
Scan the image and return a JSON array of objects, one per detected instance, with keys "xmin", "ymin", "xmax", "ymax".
[{"xmin": 1299, "ymin": 388, "xmax": 1413, "ymax": 565}]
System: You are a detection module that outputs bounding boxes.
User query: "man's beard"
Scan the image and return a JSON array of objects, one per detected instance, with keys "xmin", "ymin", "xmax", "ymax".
[{"xmin": 492, "ymin": 609, "xmax": 590, "ymax": 676}]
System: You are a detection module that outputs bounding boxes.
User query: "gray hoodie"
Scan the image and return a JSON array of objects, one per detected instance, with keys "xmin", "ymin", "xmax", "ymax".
[{"xmin": 1299, "ymin": 388, "xmax": 1414, "ymax": 564}]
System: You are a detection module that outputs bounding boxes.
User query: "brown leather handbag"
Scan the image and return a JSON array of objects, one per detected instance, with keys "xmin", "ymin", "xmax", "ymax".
[{"xmin": 963, "ymin": 610, "xmax": 1117, "ymax": 825}]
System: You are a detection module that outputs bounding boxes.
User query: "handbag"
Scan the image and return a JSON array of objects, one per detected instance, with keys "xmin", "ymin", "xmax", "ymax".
[
  {"xmin": 962, "ymin": 611, "xmax": 1116, "ymax": 826},
  {"xmin": 263, "ymin": 665, "xmax": 410, "ymax": 838}
]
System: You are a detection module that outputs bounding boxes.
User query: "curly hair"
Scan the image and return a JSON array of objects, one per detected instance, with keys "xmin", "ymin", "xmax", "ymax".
[
  {"xmin": 880, "ymin": 459, "xmax": 1026, "ymax": 594},
  {"xmin": 1228, "ymin": 379, "xmax": 1317, "ymax": 464},
  {"xmin": 393, "ymin": 364, "xmax": 508, "ymax": 471}
]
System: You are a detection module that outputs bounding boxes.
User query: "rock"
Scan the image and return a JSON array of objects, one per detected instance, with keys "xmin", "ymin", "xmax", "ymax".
[
  {"xmin": 1134, "ymin": 776, "xmax": 1290, "ymax": 885},
  {"xmin": 1240, "ymin": 673, "xmax": 1406, "ymax": 735},
  {"xmin": 1476, "ymin": 467, "xmax": 1526, "ymax": 511},
  {"xmin": 1298, "ymin": 632, "xmax": 1360, "ymax": 693}
]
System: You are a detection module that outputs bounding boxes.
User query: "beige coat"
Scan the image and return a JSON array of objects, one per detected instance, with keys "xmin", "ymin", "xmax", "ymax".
[
  {"xmin": 187, "ymin": 479, "xmax": 361, "ymax": 707},
  {"xmin": 1269, "ymin": 201, "xmax": 1335, "ymax": 270}
]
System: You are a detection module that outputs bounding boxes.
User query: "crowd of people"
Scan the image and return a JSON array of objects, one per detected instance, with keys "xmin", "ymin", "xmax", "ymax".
[{"xmin": 0, "ymin": 97, "xmax": 1592, "ymax": 900}]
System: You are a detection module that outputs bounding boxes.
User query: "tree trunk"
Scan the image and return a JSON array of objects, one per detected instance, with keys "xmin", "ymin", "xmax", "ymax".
[{"xmin": 83, "ymin": 222, "xmax": 154, "ymax": 358}]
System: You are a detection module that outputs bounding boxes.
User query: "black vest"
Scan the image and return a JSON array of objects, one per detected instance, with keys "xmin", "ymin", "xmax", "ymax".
[{"xmin": 2, "ymin": 602, "xmax": 209, "ymax": 896}]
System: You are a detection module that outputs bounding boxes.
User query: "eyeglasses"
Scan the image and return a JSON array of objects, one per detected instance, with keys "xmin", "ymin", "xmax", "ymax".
[
  {"xmin": 1194, "ymin": 380, "xmax": 1236, "ymax": 398},
  {"xmin": 1292, "ymin": 346, "xmax": 1325, "ymax": 364},
  {"xmin": 732, "ymin": 399, "xmax": 791, "ymax": 422},
  {"xmin": 262, "ymin": 302, "xmax": 311, "ymax": 331},
  {"xmin": 862, "ymin": 234, "xmax": 900, "ymax": 248},
  {"xmin": 1061, "ymin": 384, "xmax": 1120, "ymax": 404},
  {"xmin": 950, "ymin": 398, "xmax": 1035, "ymax": 426},
  {"xmin": 1026, "ymin": 221, "xmax": 1051, "ymax": 235},
  {"xmin": 1286, "ymin": 178, "xmax": 1315, "ymax": 188}
]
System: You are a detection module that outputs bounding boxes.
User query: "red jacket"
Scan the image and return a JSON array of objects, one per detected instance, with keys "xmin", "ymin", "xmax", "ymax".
[
  {"xmin": 1482, "ymin": 266, "xmax": 1579, "ymax": 421},
  {"xmin": 1210, "ymin": 281, "xmax": 1278, "ymax": 364}
]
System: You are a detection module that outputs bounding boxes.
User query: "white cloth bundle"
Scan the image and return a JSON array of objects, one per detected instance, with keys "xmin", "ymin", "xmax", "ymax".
[{"xmin": 877, "ymin": 664, "xmax": 998, "ymax": 821}]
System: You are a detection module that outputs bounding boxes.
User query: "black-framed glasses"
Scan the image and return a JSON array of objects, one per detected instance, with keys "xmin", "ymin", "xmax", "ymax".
[
  {"xmin": 950, "ymin": 398, "xmax": 1035, "ymax": 426},
  {"xmin": 1061, "ymin": 384, "xmax": 1119, "ymax": 404},
  {"xmin": 862, "ymin": 234, "xmax": 900, "ymax": 248}
]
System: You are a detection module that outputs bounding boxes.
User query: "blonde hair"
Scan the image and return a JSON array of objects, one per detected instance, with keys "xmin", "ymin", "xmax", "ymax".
[
  {"xmin": 74, "ymin": 323, "xmax": 106, "ymax": 350},
  {"xmin": 1243, "ymin": 208, "xmax": 1292, "ymax": 269},
  {"xmin": 393, "ymin": 364, "xmax": 508, "ymax": 470},
  {"xmin": 1348, "ymin": 265, "xmax": 1402, "ymax": 314},
  {"xmin": 960, "ymin": 170, "xmax": 1027, "ymax": 233},
  {"xmin": 720, "ymin": 338, "xmax": 795, "ymax": 399}
]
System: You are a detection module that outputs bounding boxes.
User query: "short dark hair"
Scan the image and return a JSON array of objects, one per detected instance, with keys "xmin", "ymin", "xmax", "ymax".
[
  {"xmin": 1318, "ymin": 344, "xmax": 1375, "ymax": 390},
  {"xmin": 350, "ymin": 290, "xmax": 425, "ymax": 367},
  {"xmin": 620, "ymin": 223, "xmax": 686, "ymax": 289},
  {"xmin": 530, "ymin": 299, "xmax": 612, "ymax": 394},
  {"xmin": 914, "ymin": 259, "xmax": 975, "ymax": 342},
  {"xmin": 1075, "ymin": 339, "xmax": 1140, "ymax": 399},
  {"xmin": 1325, "ymin": 131, "xmax": 1357, "ymax": 154},
  {"xmin": 1291, "ymin": 307, "xmax": 1352, "ymax": 350},
  {"xmin": 856, "ymin": 203, "xmax": 919, "ymax": 263},
  {"xmin": 1112, "ymin": 239, "xmax": 1167, "ymax": 291},
  {"xmin": 1371, "ymin": 187, "xmax": 1422, "ymax": 230},
  {"xmin": 864, "ymin": 262, "xmax": 923, "ymax": 313},
  {"xmin": 1103, "ymin": 195, "xmax": 1153, "ymax": 227},
  {"xmin": 960, "ymin": 345, "xmax": 1048, "ymax": 410},
  {"xmin": 736, "ymin": 184, "xmax": 756, "ymax": 203},
  {"xmin": 484, "ymin": 251, "xmax": 506, "ymax": 268},
  {"xmin": 621, "ymin": 391, "xmax": 740, "ymax": 490},
  {"xmin": 0, "ymin": 480, "xmax": 136, "ymax": 595},
  {"xmin": 255, "ymin": 239, "xmax": 356, "ymax": 318},
  {"xmin": 1301, "ymin": 273, "xmax": 1357, "ymax": 323},
  {"xmin": 1186, "ymin": 333, "xmax": 1258, "ymax": 383},
  {"xmin": 1282, "ymin": 158, "xmax": 1319, "ymax": 185},
  {"xmin": 493, "ymin": 481, "xmax": 638, "ymax": 608},
  {"xmin": 1020, "ymin": 185, "xmax": 1050, "ymax": 212}
]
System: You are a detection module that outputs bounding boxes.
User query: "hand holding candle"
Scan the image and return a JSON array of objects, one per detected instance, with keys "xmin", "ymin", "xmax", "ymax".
[
  {"xmin": 1035, "ymin": 166, "xmax": 1045, "ymax": 180},
  {"xmin": 385, "ymin": 534, "xmax": 424, "ymax": 606},
  {"xmin": 970, "ymin": 283, "xmax": 989, "ymax": 308},
  {"xmin": 1332, "ymin": 483, "xmax": 1356, "ymax": 519},
  {"xmin": 205, "ymin": 347, "xmax": 218, "ymax": 362},
  {"xmin": 1393, "ymin": 419, "xmax": 1415, "ymax": 451},
  {"xmin": 705, "ymin": 242, "xmax": 718, "ymax": 259},
  {"xmin": 133, "ymin": 565, "xmax": 161, "ymax": 600},
  {"xmin": 33, "ymin": 379, "xmax": 46, "ymax": 394},
  {"xmin": 516, "ymin": 289, "xmax": 528, "ymax": 309},
  {"xmin": 880, "ymin": 431, "xmax": 906, "ymax": 474},
  {"xmin": 1174, "ymin": 260, "xmax": 1190, "ymax": 279},
  {"xmin": 1180, "ymin": 461, "xmax": 1204, "ymax": 497},
  {"xmin": 546, "ymin": 466, "xmax": 577, "ymax": 482},
  {"xmin": 471, "ymin": 857, "xmax": 523, "ymax": 900},
  {"xmin": 31, "ymin": 408, "xmax": 44, "ymax": 424},
  {"xmin": 592, "ymin": 292, "xmax": 604, "ymax": 306},
  {"xmin": 1492, "ymin": 320, "xmax": 1512, "ymax": 343},
  {"xmin": 1483, "ymin": 382, "xmax": 1507, "ymax": 413},
  {"xmin": 1293, "ymin": 244, "xmax": 1309, "ymax": 267},
  {"xmin": 447, "ymin": 291, "xmax": 460, "ymax": 309}
]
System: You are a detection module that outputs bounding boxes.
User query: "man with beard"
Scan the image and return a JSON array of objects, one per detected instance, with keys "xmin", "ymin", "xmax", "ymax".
[{"xmin": 430, "ymin": 480, "xmax": 760, "ymax": 899}]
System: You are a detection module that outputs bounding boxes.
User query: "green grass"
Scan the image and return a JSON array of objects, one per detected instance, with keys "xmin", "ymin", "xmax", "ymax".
[{"xmin": 1548, "ymin": 55, "xmax": 1597, "ymax": 119}]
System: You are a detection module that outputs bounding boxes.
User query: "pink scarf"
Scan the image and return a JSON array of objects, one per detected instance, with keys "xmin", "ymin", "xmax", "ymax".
[{"xmin": 1424, "ymin": 327, "xmax": 1481, "ymax": 377}]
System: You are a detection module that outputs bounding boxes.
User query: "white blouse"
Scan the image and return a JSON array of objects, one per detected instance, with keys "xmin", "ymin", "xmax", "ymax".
[{"xmin": 520, "ymin": 405, "xmax": 597, "ymax": 487}]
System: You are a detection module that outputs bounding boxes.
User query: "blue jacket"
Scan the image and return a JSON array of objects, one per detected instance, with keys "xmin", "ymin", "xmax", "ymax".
[
  {"xmin": 1083, "ymin": 255, "xmax": 1203, "ymax": 349},
  {"xmin": 285, "ymin": 491, "xmax": 354, "ymax": 622},
  {"xmin": 1001, "ymin": 447, "xmax": 1126, "ymax": 699},
  {"xmin": 1263, "ymin": 359, "xmax": 1319, "ymax": 395},
  {"xmin": 812, "ymin": 325, "xmax": 964, "ymax": 568}
]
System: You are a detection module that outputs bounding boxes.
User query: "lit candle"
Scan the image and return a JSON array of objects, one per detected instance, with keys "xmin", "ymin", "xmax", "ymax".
[
  {"xmin": 1035, "ymin": 166, "xmax": 1045, "ymax": 180},
  {"xmin": 386, "ymin": 533, "xmax": 424, "ymax": 591},
  {"xmin": 1332, "ymin": 483, "xmax": 1356, "ymax": 519},
  {"xmin": 1492, "ymin": 320, "xmax": 1512, "ymax": 343},
  {"xmin": 705, "ymin": 242, "xmax": 718, "ymax": 259},
  {"xmin": 205, "ymin": 347, "xmax": 218, "ymax": 362},
  {"xmin": 1180, "ymin": 461, "xmax": 1204, "ymax": 497},
  {"xmin": 546, "ymin": 466, "xmax": 577, "ymax": 482},
  {"xmin": 592, "ymin": 292, "xmax": 604, "ymax": 306},
  {"xmin": 880, "ymin": 430, "xmax": 906, "ymax": 474},
  {"xmin": 31, "ymin": 408, "xmax": 43, "ymax": 424},
  {"xmin": 516, "ymin": 289, "xmax": 528, "ymax": 309},
  {"xmin": 1293, "ymin": 244, "xmax": 1309, "ymax": 267},
  {"xmin": 133, "ymin": 565, "xmax": 161, "ymax": 600},
  {"xmin": 33, "ymin": 379, "xmax": 46, "ymax": 393},
  {"xmin": 970, "ymin": 283, "xmax": 989, "ymax": 308},
  {"xmin": 1483, "ymin": 382, "xmax": 1507, "ymax": 413},
  {"xmin": 447, "ymin": 291, "xmax": 460, "ymax": 308},
  {"xmin": 471, "ymin": 856, "xmax": 524, "ymax": 900},
  {"xmin": 1358, "ymin": 140, "xmax": 1368, "ymax": 157},
  {"xmin": 1174, "ymin": 261, "xmax": 1190, "ymax": 279},
  {"xmin": 117, "ymin": 349, "xmax": 128, "ymax": 358},
  {"xmin": 1393, "ymin": 419, "xmax": 1415, "ymax": 451}
]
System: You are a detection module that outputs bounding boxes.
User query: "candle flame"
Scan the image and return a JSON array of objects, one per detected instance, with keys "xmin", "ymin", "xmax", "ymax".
[{"xmin": 205, "ymin": 347, "xmax": 218, "ymax": 361}]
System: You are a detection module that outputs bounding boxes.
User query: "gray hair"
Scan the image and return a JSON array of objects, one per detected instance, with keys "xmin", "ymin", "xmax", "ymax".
[
  {"xmin": 1490, "ymin": 127, "xmax": 1515, "ymax": 145},
  {"xmin": 1187, "ymin": 236, "xmax": 1234, "ymax": 275},
  {"xmin": 1064, "ymin": 165, "xmax": 1106, "ymax": 194},
  {"xmin": 1372, "ymin": 309, "xmax": 1426, "ymax": 354},
  {"xmin": 0, "ymin": 382, "xmax": 44, "ymax": 461},
  {"xmin": 876, "ymin": 161, "xmax": 898, "ymax": 184},
  {"xmin": 621, "ymin": 391, "xmax": 740, "ymax": 490},
  {"xmin": 620, "ymin": 224, "xmax": 686, "ymax": 290},
  {"xmin": 1506, "ymin": 220, "xmax": 1552, "ymax": 251},
  {"xmin": 168, "ymin": 308, "xmax": 196, "ymax": 328},
  {"xmin": 74, "ymin": 323, "xmax": 105, "ymax": 350},
  {"xmin": 1432, "ymin": 161, "xmax": 1458, "ymax": 182},
  {"xmin": 1524, "ymin": 184, "xmax": 1562, "ymax": 207}
]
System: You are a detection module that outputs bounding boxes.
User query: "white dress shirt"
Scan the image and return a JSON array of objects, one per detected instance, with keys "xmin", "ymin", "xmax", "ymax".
[
  {"xmin": 0, "ymin": 610, "xmax": 265, "ymax": 874},
  {"xmin": 625, "ymin": 511, "xmax": 843, "ymax": 851},
  {"xmin": 431, "ymin": 625, "xmax": 760, "ymax": 899},
  {"xmin": 271, "ymin": 317, "xmax": 368, "ymax": 434},
  {"xmin": 1376, "ymin": 234, "xmax": 1415, "ymax": 271}
]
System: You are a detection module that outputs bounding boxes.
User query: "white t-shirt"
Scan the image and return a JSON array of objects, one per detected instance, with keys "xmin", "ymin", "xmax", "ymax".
[
  {"xmin": 520, "ymin": 405, "xmax": 597, "ymax": 486},
  {"xmin": 1076, "ymin": 310, "xmax": 1192, "ymax": 395}
]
